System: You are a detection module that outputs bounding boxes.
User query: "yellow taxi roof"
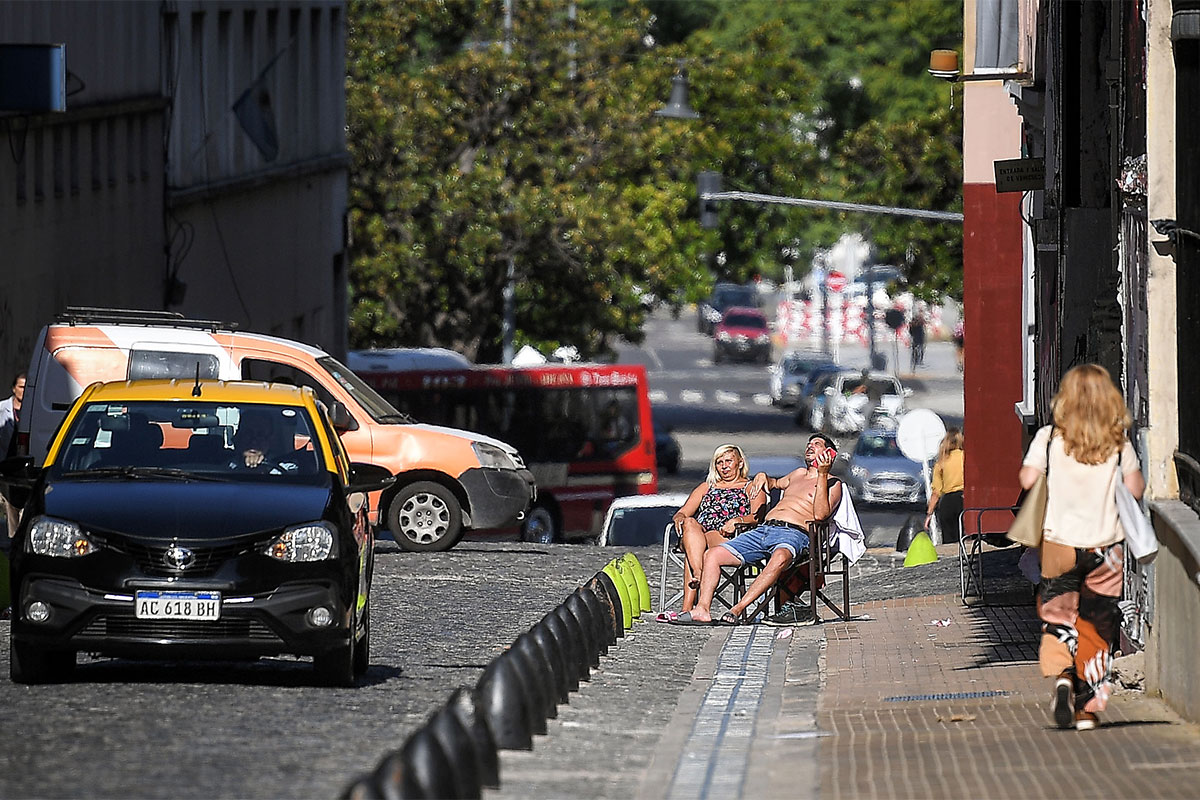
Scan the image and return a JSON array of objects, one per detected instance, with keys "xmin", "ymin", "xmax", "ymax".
[{"xmin": 79, "ymin": 379, "xmax": 315, "ymax": 406}]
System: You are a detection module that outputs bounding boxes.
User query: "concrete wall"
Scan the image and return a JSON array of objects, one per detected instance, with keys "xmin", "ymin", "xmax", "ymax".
[
  {"xmin": 1147, "ymin": 502, "xmax": 1200, "ymax": 722},
  {"xmin": 0, "ymin": 0, "xmax": 348, "ymax": 386}
]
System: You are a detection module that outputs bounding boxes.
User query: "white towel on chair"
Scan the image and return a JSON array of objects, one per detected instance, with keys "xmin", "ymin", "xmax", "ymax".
[{"xmin": 830, "ymin": 492, "xmax": 866, "ymax": 565}]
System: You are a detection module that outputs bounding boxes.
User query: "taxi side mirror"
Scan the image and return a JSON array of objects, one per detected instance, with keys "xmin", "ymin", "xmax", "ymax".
[
  {"xmin": 347, "ymin": 462, "xmax": 394, "ymax": 494},
  {"xmin": 0, "ymin": 456, "xmax": 40, "ymax": 509}
]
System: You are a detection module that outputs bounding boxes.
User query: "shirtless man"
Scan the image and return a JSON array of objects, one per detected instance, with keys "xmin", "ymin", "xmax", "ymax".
[{"xmin": 672, "ymin": 433, "xmax": 842, "ymax": 625}]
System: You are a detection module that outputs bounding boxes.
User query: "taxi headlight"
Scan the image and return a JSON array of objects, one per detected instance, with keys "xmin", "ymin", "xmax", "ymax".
[
  {"xmin": 28, "ymin": 517, "xmax": 98, "ymax": 558},
  {"xmin": 473, "ymin": 442, "xmax": 517, "ymax": 470},
  {"xmin": 755, "ymin": 333, "xmax": 770, "ymax": 344},
  {"xmin": 264, "ymin": 523, "xmax": 337, "ymax": 562},
  {"xmin": 717, "ymin": 331, "xmax": 732, "ymax": 342}
]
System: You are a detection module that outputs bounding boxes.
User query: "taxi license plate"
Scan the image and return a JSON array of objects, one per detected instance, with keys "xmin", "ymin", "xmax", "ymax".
[{"xmin": 135, "ymin": 590, "xmax": 221, "ymax": 621}]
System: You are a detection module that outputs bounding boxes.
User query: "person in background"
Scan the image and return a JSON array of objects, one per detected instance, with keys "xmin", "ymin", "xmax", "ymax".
[
  {"xmin": 670, "ymin": 444, "xmax": 767, "ymax": 614},
  {"xmin": 925, "ymin": 428, "xmax": 964, "ymax": 542},
  {"xmin": 0, "ymin": 372, "xmax": 27, "ymax": 537},
  {"xmin": 952, "ymin": 319, "xmax": 965, "ymax": 372},
  {"xmin": 909, "ymin": 310, "xmax": 927, "ymax": 371},
  {"xmin": 1018, "ymin": 364, "xmax": 1144, "ymax": 731}
]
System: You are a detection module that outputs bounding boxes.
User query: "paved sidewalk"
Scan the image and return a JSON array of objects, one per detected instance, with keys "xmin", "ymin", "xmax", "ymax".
[{"xmin": 801, "ymin": 594, "xmax": 1200, "ymax": 799}]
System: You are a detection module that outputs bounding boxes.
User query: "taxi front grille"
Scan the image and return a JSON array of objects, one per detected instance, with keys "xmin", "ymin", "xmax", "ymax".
[
  {"xmin": 93, "ymin": 536, "xmax": 266, "ymax": 577},
  {"xmin": 81, "ymin": 615, "xmax": 280, "ymax": 642}
]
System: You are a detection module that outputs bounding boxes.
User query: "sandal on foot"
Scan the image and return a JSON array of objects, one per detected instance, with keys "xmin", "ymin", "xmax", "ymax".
[
  {"xmin": 668, "ymin": 611, "xmax": 715, "ymax": 626},
  {"xmin": 654, "ymin": 611, "xmax": 679, "ymax": 623},
  {"xmin": 718, "ymin": 611, "xmax": 746, "ymax": 626}
]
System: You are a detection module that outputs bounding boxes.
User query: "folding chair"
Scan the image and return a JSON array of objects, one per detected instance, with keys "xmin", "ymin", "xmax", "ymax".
[
  {"xmin": 657, "ymin": 523, "xmax": 753, "ymax": 615},
  {"xmin": 958, "ymin": 506, "xmax": 1017, "ymax": 605}
]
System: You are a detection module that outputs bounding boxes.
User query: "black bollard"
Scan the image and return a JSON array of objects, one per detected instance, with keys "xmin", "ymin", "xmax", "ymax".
[
  {"xmin": 374, "ymin": 727, "xmax": 456, "ymax": 800},
  {"xmin": 583, "ymin": 577, "xmax": 621, "ymax": 645},
  {"xmin": 593, "ymin": 570, "xmax": 627, "ymax": 639},
  {"xmin": 495, "ymin": 648, "xmax": 547, "ymax": 736},
  {"xmin": 571, "ymin": 587, "xmax": 609, "ymax": 657},
  {"xmin": 504, "ymin": 638, "xmax": 555, "ymax": 729},
  {"xmin": 427, "ymin": 706, "xmax": 483, "ymax": 799},
  {"xmin": 553, "ymin": 603, "xmax": 593, "ymax": 681},
  {"xmin": 896, "ymin": 514, "xmax": 922, "ymax": 552},
  {"xmin": 528, "ymin": 619, "xmax": 570, "ymax": 703},
  {"xmin": 514, "ymin": 631, "xmax": 559, "ymax": 719},
  {"xmin": 476, "ymin": 656, "xmax": 535, "ymax": 750},
  {"xmin": 544, "ymin": 608, "xmax": 585, "ymax": 689},
  {"xmin": 564, "ymin": 592, "xmax": 601, "ymax": 668},
  {"xmin": 447, "ymin": 687, "xmax": 500, "ymax": 790}
]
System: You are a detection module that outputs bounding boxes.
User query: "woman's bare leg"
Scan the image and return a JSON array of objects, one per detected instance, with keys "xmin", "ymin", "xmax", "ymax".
[
  {"xmin": 682, "ymin": 561, "xmax": 697, "ymax": 611},
  {"xmin": 680, "ymin": 518, "xmax": 708, "ymax": 590}
]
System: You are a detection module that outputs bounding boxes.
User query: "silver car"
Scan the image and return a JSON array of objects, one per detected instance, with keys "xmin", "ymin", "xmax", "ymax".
[
  {"xmin": 843, "ymin": 428, "xmax": 926, "ymax": 506},
  {"xmin": 769, "ymin": 352, "xmax": 838, "ymax": 408}
]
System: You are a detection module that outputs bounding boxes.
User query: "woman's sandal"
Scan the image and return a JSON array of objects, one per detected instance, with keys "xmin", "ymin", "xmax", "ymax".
[{"xmin": 718, "ymin": 611, "xmax": 747, "ymax": 626}]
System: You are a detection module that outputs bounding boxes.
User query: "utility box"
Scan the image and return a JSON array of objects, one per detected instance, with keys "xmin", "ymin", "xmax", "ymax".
[{"xmin": 0, "ymin": 44, "xmax": 66, "ymax": 112}]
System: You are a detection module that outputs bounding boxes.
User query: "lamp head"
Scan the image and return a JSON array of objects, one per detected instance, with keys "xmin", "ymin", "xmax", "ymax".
[{"xmin": 655, "ymin": 66, "xmax": 700, "ymax": 120}]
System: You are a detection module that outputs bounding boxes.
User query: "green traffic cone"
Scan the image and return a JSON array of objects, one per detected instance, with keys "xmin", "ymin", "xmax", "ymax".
[{"xmin": 903, "ymin": 531, "xmax": 938, "ymax": 567}]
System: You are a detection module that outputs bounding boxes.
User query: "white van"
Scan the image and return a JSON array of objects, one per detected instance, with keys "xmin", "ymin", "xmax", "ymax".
[{"xmin": 16, "ymin": 307, "xmax": 534, "ymax": 552}]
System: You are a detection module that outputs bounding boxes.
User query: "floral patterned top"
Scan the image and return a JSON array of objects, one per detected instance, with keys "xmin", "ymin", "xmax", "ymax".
[{"xmin": 695, "ymin": 483, "xmax": 752, "ymax": 533}]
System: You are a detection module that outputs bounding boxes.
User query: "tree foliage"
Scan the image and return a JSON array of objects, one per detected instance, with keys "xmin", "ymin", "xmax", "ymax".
[{"xmin": 345, "ymin": 0, "xmax": 963, "ymax": 360}]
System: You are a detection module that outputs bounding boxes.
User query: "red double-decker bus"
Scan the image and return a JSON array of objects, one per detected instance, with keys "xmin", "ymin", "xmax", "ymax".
[{"xmin": 352, "ymin": 358, "xmax": 658, "ymax": 543}]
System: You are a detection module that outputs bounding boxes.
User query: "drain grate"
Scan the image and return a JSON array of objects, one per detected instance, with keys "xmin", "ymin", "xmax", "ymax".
[{"xmin": 883, "ymin": 690, "xmax": 1011, "ymax": 702}]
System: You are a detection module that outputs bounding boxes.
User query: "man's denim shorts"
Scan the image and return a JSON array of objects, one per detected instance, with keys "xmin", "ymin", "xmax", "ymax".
[{"xmin": 720, "ymin": 522, "xmax": 810, "ymax": 563}]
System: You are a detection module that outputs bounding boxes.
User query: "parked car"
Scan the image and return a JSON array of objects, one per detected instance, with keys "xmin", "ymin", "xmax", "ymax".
[
  {"xmin": 654, "ymin": 426, "xmax": 682, "ymax": 475},
  {"xmin": 769, "ymin": 352, "xmax": 838, "ymax": 408},
  {"xmin": 15, "ymin": 307, "xmax": 533, "ymax": 552},
  {"xmin": 598, "ymin": 493, "xmax": 690, "ymax": 547},
  {"xmin": 814, "ymin": 370, "xmax": 911, "ymax": 435},
  {"xmin": 0, "ymin": 379, "xmax": 394, "ymax": 685},
  {"xmin": 698, "ymin": 282, "xmax": 758, "ymax": 335},
  {"xmin": 713, "ymin": 307, "xmax": 772, "ymax": 364},
  {"xmin": 843, "ymin": 428, "xmax": 926, "ymax": 506}
]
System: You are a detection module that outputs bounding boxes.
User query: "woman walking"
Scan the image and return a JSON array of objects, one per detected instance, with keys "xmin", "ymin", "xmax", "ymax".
[
  {"xmin": 671, "ymin": 444, "xmax": 767, "ymax": 613},
  {"xmin": 925, "ymin": 428, "xmax": 964, "ymax": 543},
  {"xmin": 1018, "ymin": 364, "xmax": 1144, "ymax": 730}
]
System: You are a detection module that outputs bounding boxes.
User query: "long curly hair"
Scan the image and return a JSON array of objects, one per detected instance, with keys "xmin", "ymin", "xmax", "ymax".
[
  {"xmin": 1051, "ymin": 364, "xmax": 1131, "ymax": 465},
  {"xmin": 707, "ymin": 444, "xmax": 749, "ymax": 485}
]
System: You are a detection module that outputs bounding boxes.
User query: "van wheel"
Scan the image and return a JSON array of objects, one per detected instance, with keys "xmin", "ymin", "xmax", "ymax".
[
  {"xmin": 521, "ymin": 505, "xmax": 559, "ymax": 544},
  {"xmin": 387, "ymin": 481, "xmax": 464, "ymax": 552}
]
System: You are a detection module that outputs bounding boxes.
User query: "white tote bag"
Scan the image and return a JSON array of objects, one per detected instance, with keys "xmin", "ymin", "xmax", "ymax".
[{"xmin": 1115, "ymin": 480, "xmax": 1158, "ymax": 564}]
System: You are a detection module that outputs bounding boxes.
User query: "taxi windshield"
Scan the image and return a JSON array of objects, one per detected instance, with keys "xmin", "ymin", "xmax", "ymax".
[{"xmin": 51, "ymin": 400, "xmax": 326, "ymax": 484}]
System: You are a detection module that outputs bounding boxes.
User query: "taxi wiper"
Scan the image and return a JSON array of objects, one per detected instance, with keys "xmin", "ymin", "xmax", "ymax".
[{"xmin": 61, "ymin": 466, "xmax": 226, "ymax": 482}]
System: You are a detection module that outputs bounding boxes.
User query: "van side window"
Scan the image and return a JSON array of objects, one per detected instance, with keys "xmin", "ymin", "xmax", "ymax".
[
  {"xmin": 242, "ymin": 359, "xmax": 337, "ymax": 409},
  {"xmin": 128, "ymin": 351, "xmax": 220, "ymax": 381}
]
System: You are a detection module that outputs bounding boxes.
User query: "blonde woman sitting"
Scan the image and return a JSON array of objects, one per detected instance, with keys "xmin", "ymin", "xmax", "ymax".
[{"xmin": 671, "ymin": 444, "xmax": 767, "ymax": 612}]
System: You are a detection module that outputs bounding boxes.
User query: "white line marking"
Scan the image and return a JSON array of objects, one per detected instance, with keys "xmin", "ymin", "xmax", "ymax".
[
  {"xmin": 680, "ymin": 390, "xmax": 705, "ymax": 404},
  {"xmin": 752, "ymin": 393, "xmax": 773, "ymax": 406},
  {"xmin": 649, "ymin": 390, "xmax": 668, "ymax": 404},
  {"xmin": 715, "ymin": 390, "xmax": 739, "ymax": 405}
]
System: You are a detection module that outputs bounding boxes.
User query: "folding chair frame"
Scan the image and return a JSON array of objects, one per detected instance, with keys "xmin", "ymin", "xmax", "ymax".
[{"xmin": 958, "ymin": 506, "xmax": 1017, "ymax": 606}]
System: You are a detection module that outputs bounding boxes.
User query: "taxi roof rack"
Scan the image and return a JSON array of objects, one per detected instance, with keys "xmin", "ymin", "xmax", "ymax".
[{"xmin": 56, "ymin": 306, "xmax": 239, "ymax": 331}]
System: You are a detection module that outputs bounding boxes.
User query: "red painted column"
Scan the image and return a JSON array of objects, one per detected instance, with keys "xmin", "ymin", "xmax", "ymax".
[{"xmin": 962, "ymin": 185, "xmax": 1025, "ymax": 510}]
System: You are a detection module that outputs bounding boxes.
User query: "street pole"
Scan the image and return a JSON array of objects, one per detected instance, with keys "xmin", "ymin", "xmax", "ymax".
[
  {"xmin": 502, "ymin": 255, "xmax": 515, "ymax": 365},
  {"xmin": 867, "ymin": 273, "xmax": 877, "ymax": 369}
]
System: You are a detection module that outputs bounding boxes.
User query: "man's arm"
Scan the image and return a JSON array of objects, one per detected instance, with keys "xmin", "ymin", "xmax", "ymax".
[{"xmin": 811, "ymin": 450, "xmax": 835, "ymax": 521}]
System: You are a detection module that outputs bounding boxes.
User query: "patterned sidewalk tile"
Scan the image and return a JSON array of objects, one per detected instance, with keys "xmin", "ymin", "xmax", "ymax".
[{"xmin": 815, "ymin": 594, "xmax": 1200, "ymax": 799}]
